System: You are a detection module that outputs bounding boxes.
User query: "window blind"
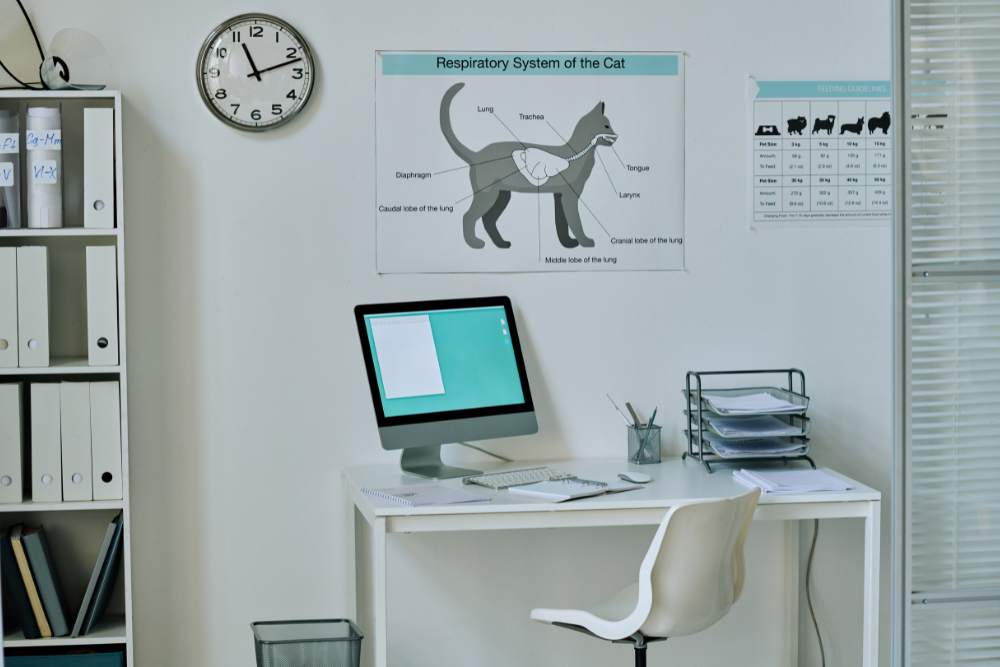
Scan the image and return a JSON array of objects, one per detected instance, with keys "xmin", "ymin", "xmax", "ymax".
[
  {"xmin": 906, "ymin": 1, "xmax": 1000, "ymax": 665},
  {"xmin": 910, "ymin": 1, "xmax": 1000, "ymax": 265}
]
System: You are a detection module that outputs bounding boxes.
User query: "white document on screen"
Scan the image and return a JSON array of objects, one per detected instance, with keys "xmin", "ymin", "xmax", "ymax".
[{"xmin": 370, "ymin": 315, "xmax": 446, "ymax": 399}]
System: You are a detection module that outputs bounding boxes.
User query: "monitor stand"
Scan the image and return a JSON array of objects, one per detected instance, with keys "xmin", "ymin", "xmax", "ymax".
[{"xmin": 400, "ymin": 445, "xmax": 482, "ymax": 480}]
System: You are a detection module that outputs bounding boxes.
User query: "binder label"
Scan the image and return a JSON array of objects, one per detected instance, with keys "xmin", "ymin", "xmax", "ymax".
[
  {"xmin": 26, "ymin": 129, "xmax": 61, "ymax": 150},
  {"xmin": 0, "ymin": 163, "xmax": 12, "ymax": 187},
  {"xmin": 0, "ymin": 133, "xmax": 17, "ymax": 153},
  {"xmin": 31, "ymin": 160, "xmax": 57, "ymax": 184}
]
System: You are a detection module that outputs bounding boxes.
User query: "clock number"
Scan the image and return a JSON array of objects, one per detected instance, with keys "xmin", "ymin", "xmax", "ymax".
[
  {"xmin": 287, "ymin": 47, "xmax": 298, "ymax": 59},
  {"xmin": 286, "ymin": 90, "xmax": 297, "ymax": 100},
  {"xmin": 215, "ymin": 89, "xmax": 227, "ymax": 99},
  {"xmin": 216, "ymin": 47, "xmax": 228, "ymax": 58},
  {"xmin": 275, "ymin": 31, "xmax": 280, "ymax": 43},
  {"xmin": 250, "ymin": 26, "xmax": 263, "ymax": 38},
  {"xmin": 272, "ymin": 104, "xmax": 282, "ymax": 116},
  {"xmin": 208, "ymin": 67, "xmax": 221, "ymax": 78},
  {"xmin": 232, "ymin": 31, "xmax": 241, "ymax": 42},
  {"xmin": 230, "ymin": 104, "xmax": 240, "ymax": 115},
  {"xmin": 251, "ymin": 109, "xmax": 262, "ymax": 121},
  {"xmin": 292, "ymin": 68, "xmax": 303, "ymax": 80}
]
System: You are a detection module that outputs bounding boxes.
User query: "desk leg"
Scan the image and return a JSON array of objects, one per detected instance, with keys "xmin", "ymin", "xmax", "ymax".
[
  {"xmin": 863, "ymin": 501, "xmax": 881, "ymax": 667},
  {"xmin": 372, "ymin": 518, "xmax": 387, "ymax": 667},
  {"xmin": 784, "ymin": 520, "xmax": 800, "ymax": 667},
  {"xmin": 354, "ymin": 508, "xmax": 388, "ymax": 667},
  {"xmin": 345, "ymin": 490, "xmax": 357, "ymax": 623}
]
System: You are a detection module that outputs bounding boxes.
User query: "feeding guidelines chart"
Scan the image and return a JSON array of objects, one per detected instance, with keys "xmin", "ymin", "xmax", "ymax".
[{"xmin": 748, "ymin": 80, "xmax": 892, "ymax": 227}]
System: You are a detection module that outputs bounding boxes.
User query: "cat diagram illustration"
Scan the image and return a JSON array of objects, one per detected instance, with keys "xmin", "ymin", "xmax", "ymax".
[{"xmin": 440, "ymin": 82, "xmax": 618, "ymax": 250}]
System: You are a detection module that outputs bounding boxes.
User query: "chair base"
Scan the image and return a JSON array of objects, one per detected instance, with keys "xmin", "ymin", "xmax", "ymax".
[{"xmin": 552, "ymin": 622, "xmax": 667, "ymax": 667}]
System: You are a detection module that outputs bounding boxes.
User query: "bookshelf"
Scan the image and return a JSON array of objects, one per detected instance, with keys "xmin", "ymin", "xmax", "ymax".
[{"xmin": 0, "ymin": 91, "xmax": 132, "ymax": 663}]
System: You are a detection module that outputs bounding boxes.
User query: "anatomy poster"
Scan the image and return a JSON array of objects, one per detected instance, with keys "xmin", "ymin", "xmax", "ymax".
[
  {"xmin": 748, "ymin": 80, "xmax": 892, "ymax": 227},
  {"xmin": 375, "ymin": 52, "xmax": 684, "ymax": 273}
]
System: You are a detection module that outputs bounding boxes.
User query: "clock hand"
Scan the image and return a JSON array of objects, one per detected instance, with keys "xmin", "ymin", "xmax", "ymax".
[
  {"xmin": 248, "ymin": 57, "xmax": 302, "ymax": 77},
  {"xmin": 242, "ymin": 43, "xmax": 262, "ymax": 82}
]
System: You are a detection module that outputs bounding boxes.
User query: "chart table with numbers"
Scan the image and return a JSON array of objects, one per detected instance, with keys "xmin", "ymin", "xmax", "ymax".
[{"xmin": 748, "ymin": 80, "xmax": 892, "ymax": 227}]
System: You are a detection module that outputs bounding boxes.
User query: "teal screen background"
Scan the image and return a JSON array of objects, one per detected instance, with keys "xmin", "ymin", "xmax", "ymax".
[{"xmin": 365, "ymin": 306, "xmax": 526, "ymax": 418}]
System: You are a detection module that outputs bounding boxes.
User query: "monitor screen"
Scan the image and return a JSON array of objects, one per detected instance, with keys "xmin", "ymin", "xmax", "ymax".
[{"xmin": 355, "ymin": 297, "xmax": 534, "ymax": 427}]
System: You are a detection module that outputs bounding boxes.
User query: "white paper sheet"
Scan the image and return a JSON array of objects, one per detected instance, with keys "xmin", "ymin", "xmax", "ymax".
[{"xmin": 370, "ymin": 315, "xmax": 446, "ymax": 399}]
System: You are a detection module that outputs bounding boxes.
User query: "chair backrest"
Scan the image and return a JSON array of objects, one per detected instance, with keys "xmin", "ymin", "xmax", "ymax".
[{"xmin": 636, "ymin": 488, "xmax": 760, "ymax": 638}]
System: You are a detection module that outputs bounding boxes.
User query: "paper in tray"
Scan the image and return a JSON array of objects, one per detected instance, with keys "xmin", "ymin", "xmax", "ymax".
[{"xmin": 681, "ymin": 386, "xmax": 809, "ymax": 416}]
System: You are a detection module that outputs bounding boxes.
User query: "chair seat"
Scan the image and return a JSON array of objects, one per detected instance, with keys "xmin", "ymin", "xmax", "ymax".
[{"xmin": 531, "ymin": 582, "xmax": 642, "ymax": 640}]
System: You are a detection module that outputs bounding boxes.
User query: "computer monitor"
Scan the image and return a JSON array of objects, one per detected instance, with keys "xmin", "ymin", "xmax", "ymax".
[{"xmin": 355, "ymin": 296, "xmax": 538, "ymax": 479}]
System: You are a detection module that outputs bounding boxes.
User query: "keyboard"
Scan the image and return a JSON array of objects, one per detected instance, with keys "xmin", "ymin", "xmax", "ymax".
[{"xmin": 462, "ymin": 467, "xmax": 575, "ymax": 490}]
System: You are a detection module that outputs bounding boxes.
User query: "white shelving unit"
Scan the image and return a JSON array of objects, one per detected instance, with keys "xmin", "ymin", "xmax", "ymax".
[{"xmin": 0, "ymin": 90, "xmax": 132, "ymax": 664}]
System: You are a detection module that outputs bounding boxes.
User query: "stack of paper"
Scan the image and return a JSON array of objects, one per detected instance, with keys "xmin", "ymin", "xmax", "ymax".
[
  {"xmin": 734, "ymin": 469, "xmax": 853, "ymax": 493},
  {"xmin": 706, "ymin": 415, "xmax": 802, "ymax": 437},
  {"xmin": 706, "ymin": 436, "xmax": 808, "ymax": 459},
  {"xmin": 705, "ymin": 392, "xmax": 804, "ymax": 415}
]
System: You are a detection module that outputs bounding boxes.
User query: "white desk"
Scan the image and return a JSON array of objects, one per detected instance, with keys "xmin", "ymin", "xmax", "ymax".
[{"xmin": 343, "ymin": 458, "xmax": 881, "ymax": 667}]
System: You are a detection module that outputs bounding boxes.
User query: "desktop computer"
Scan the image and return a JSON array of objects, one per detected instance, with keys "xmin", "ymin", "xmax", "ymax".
[{"xmin": 354, "ymin": 296, "xmax": 539, "ymax": 479}]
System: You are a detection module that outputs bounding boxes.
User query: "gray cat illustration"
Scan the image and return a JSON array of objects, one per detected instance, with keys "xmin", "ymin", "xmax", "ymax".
[{"xmin": 441, "ymin": 83, "xmax": 617, "ymax": 249}]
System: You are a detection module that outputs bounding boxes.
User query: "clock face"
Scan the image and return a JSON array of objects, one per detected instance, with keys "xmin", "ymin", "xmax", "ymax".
[{"xmin": 197, "ymin": 14, "xmax": 314, "ymax": 131}]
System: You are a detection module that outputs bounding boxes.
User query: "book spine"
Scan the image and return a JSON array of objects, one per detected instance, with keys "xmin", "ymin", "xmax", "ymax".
[
  {"xmin": 0, "ymin": 532, "xmax": 41, "ymax": 639},
  {"xmin": 10, "ymin": 527, "xmax": 52, "ymax": 637}
]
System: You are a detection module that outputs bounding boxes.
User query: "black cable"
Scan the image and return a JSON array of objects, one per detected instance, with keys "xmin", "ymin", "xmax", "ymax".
[
  {"xmin": 14, "ymin": 0, "xmax": 45, "ymax": 60},
  {"xmin": 0, "ymin": 58, "xmax": 40, "ymax": 90},
  {"xmin": 0, "ymin": 0, "xmax": 45, "ymax": 89},
  {"xmin": 806, "ymin": 518, "xmax": 826, "ymax": 667}
]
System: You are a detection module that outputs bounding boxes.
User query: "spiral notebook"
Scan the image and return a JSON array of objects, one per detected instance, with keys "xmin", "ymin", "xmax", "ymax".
[{"xmin": 362, "ymin": 484, "xmax": 490, "ymax": 506}]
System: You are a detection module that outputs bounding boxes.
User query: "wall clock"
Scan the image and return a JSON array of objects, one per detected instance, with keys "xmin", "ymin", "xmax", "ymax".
[{"xmin": 197, "ymin": 14, "xmax": 315, "ymax": 131}]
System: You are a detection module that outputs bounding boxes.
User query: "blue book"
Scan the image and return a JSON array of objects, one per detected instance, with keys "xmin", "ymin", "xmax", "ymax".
[
  {"xmin": 80, "ymin": 516, "xmax": 123, "ymax": 636},
  {"xmin": 71, "ymin": 514, "xmax": 120, "ymax": 638}
]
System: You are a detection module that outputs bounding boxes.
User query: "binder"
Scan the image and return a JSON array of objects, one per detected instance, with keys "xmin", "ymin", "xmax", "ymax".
[
  {"xmin": 90, "ymin": 381, "xmax": 122, "ymax": 500},
  {"xmin": 83, "ymin": 109, "xmax": 114, "ymax": 229},
  {"xmin": 60, "ymin": 382, "xmax": 93, "ymax": 502},
  {"xmin": 31, "ymin": 383, "xmax": 62, "ymax": 502},
  {"xmin": 16, "ymin": 246, "xmax": 49, "ymax": 368},
  {"xmin": 0, "ymin": 382, "xmax": 25, "ymax": 503},
  {"xmin": 0, "ymin": 247, "xmax": 18, "ymax": 368},
  {"xmin": 86, "ymin": 246, "xmax": 118, "ymax": 366}
]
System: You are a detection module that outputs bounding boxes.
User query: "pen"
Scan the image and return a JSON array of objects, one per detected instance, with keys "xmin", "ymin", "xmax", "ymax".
[
  {"xmin": 636, "ymin": 407, "xmax": 658, "ymax": 462},
  {"xmin": 607, "ymin": 394, "xmax": 633, "ymax": 426}
]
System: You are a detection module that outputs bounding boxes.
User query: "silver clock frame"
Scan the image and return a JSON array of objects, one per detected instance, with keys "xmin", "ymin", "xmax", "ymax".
[{"xmin": 196, "ymin": 13, "xmax": 315, "ymax": 132}]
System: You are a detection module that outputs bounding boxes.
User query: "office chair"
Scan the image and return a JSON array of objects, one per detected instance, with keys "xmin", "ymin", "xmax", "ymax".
[{"xmin": 530, "ymin": 488, "xmax": 761, "ymax": 666}]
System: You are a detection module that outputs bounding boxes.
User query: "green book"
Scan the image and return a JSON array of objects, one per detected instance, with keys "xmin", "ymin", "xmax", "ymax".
[{"xmin": 22, "ymin": 525, "xmax": 71, "ymax": 637}]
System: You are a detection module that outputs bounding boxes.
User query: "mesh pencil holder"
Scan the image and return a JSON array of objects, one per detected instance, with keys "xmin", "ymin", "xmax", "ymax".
[
  {"xmin": 628, "ymin": 425, "xmax": 661, "ymax": 465},
  {"xmin": 252, "ymin": 619, "xmax": 363, "ymax": 667}
]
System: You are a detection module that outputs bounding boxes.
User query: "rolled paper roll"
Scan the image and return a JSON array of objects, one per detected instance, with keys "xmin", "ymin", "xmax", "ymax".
[{"xmin": 26, "ymin": 107, "xmax": 63, "ymax": 229}]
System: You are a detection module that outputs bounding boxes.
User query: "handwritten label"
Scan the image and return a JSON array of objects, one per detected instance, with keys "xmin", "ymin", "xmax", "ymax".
[
  {"xmin": 26, "ymin": 130, "xmax": 61, "ymax": 151},
  {"xmin": 0, "ymin": 163, "xmax": 13, "ymax": 187},
  {"xmin": 31, "ymin": 160, "xmax": 57, "ymax": 184},
  {"xmin": 0, "ymin": 133, "xmax": 17, "ymax": 154}
]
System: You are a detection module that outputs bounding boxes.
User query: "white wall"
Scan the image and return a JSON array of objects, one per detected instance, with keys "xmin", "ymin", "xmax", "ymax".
[{"xmin": 3, "ymin": 1, "xmax": 893, "ymax": 665}]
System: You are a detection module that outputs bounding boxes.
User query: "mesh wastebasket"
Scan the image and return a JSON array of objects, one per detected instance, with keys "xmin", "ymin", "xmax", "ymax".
[{"xmin": 252, "ymin": 619, "xmax": 363, "ymax": 667}]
